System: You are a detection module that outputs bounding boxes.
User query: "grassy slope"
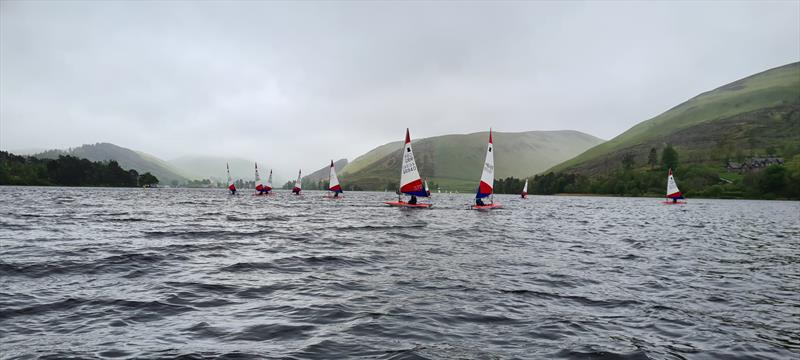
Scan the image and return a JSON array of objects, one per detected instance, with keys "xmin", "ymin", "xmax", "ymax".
[
  {"xmin": 549, "ymin": 62, "xmax": 800, "ymax": 174},
  {"xmin": 340, "ymin": 130, "xmax": 603, "ymax": 191}
]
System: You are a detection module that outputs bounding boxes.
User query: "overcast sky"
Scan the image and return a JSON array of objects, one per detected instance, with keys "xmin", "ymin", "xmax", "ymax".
[{"xmin": 2, "ymin": 0, "xmax": 799, "ymax": 178}]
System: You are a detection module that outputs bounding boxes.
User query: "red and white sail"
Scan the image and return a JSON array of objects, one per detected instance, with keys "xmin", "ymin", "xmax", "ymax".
[
  {"xmin": 254, "ymin": 163, "xmax": 264, "ymax": 192},
  {"xmin": 227, "ymin": 163, "xmax": 236, "ymax": 192},
  {"xmin": 666, "ymin": 168, "xmax": 683, "ymax": 199},
  {"xmin": 399, "ymin": 129, "xmax": 428, "ymax": 197},
  {"xmin": 329, "ymin": 160, "xmax": 343, "ymax": 193},
  {"xmin": 264, "ymin": 170, "xmax": 273, "ymax": 192},
  {"xmin": 292, "ymin": 169, "xmax": 302, "ymax": 194},
  {"xmin": 476, "ymin": 130, "xmax": 494, "ymax": 199},
  {"xmin": 522, "ymin": 179, "xmax": 528, "ymax": 197}
]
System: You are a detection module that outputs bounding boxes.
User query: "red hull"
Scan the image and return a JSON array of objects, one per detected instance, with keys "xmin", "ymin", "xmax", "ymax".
[
  {"xmin": 662, "ymin": 201, "xmax": 687, "ymax": 204},
  {"xmin": 471, "ymin": 203, "xmax": 503, "ymax": 210},
  {"xmin": 384, "ymin": 201, "xmax": 432, "ymax": 208}
]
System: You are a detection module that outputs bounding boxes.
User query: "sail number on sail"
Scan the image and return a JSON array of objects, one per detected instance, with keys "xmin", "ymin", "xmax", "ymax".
[{"xmin": 402, "ymin": 151, "xmax": 417, "ymax": 175}]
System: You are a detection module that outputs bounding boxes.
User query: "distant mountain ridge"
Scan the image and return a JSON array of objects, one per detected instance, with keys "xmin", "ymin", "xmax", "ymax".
[
  {"xmin": 34, "ymin": 143, "xmax": 187, "ymax": 184},
  {"xmin": 547, "ymin": 61, "xmax": 800, "ymax": 175},
  {"xmin": 168, "ymin": 155, "xmax": 274, "ymax": 183},
  {"xmin": 339, "ymin": 130, "xmax": 604, "ymax": 191}
]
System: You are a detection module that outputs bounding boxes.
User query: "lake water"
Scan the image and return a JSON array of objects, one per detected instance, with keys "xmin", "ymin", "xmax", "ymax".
[{"xmin": 1, "ymin": 187, "xmax": 798, "ymax": 359}]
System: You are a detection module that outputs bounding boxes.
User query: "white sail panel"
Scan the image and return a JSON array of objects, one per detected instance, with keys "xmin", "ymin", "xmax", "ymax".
[{"xmin": 399, "ymin": 129, "xmax": 426, "ymax": 196}]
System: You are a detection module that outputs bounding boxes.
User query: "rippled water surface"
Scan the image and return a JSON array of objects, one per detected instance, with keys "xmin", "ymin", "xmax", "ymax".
[{"xmin": 1, "ymin": 187, "xmax": 799, "ymax": 359}]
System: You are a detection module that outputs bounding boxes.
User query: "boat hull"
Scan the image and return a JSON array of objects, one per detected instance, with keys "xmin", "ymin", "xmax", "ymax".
[
  {"xmin": 384, "ymin": 201, "xmax": 432, "ymax": 208},
  {"xmin": 662, "ymin": 201, "xmax": 687, "ymax": 204},
  {"xmin": 471, "ymin": 204, "xmax": 503, "ymax": 210}
]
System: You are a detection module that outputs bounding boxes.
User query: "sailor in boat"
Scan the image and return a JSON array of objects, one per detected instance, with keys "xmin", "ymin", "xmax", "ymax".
[
  {"xmin": 333, "ymin": 191, "xmax": 339, "ymax": 198},
  {"xmin": 476, "ymin": 198, "xmax": 485, "ymax": 206},
  {"xmin": 408, "ymin": 195, "xmax": 418, "ymax": 205},
  {"xmin": 672, "ymin": 197, "xmax": 677, "ymax": 203},
  {"xmin": 229, "ymin": 184, "xmax": 236, "ymax": 195}
]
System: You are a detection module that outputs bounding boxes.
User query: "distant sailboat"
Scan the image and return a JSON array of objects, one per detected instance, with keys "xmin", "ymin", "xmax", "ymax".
[
  {"xmin": 664, "ymin": 168, "xmax": 686, "ymax": 204},
  {"xmin": 292, "ymin": 169, "xmax": 302, "ymax": 195},
  {"xmin": 227, "ymin": 163, "xmax": 236, "ymax": 195},
  {"xmin": 424, "ymin": 179, "xmax": 431, "ymax": 197},
  {"xmin": 264, "ymin": 169, "xmax": 273, "ymax": 195},
  {"xmin": 521, "ymin": 179, "xmax": 528, "ymax": 199},
  {"xmin": 472, "ymin": 129, "xmax": 502, "ymax": 210},
  {"xmin": 385, "ymin": 129, "xmax": 432, "ymax": 208},
  {"xmin": 326, "ymin": 160, "xmax": 343, "ymax": 198},
  {"xmin": 254, "ymin": 163, "xmax": 265, "ymax": 195}
]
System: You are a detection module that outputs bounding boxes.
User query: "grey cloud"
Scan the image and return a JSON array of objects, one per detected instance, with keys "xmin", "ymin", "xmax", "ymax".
[{"xmin": 2, "ymin": 0, "xmax": 798, "ymax": 181}]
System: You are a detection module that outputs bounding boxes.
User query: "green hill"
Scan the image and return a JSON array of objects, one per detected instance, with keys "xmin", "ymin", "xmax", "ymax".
[
  {"xmin": 339, "ymin": 130, "xmax": 604, "ymax": 191},
  {"xmin": 548, "ymin": 62, "xmax": 800, "ymax": 175},
  {"xmin": 35, "ymin": 143, "xmax": 187, "ymax": 185}
]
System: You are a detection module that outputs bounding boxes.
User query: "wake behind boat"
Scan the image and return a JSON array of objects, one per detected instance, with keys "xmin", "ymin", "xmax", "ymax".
[
  {"xmin": 472, "ymin": 129, "xmax": 502, "ymax": 210},
  {"xmin": 385, "ymin": 128, "xmax": 432, "ymax": 208}
]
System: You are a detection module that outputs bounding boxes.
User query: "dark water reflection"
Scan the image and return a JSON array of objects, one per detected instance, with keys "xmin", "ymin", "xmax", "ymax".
[{"xmin": 1, "ymin": 187, "xmax": 798, "ymax": 359}]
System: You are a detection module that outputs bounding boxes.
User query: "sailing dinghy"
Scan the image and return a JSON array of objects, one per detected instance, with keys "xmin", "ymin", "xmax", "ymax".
[
  {"xmin": 472, "ymin": 130, "xmax": 502, "ymax": 210},
  {"xmin": 385, "ymin": 129, "xmax": 432, "ymax": 208},
  {"xmin": 325, "ymin": 160, "xmax": 344, "ymax": 199},
  {"xmin": 663, "ymin": 168, "xmax": 686, "ymax": 204},
  {"xmin": 521, "ymin": 179, "xmax": 528, "ymax": 199},
  {"xmin": 254, "ymin": 163, "xmax": 266, "ymax": 195},
  {"xmin": 292, "ymin": 169, "xmax": 302, "ymax": 195},
  {"xmin": 227, "ymin": 163, "xmax": 236, "ymax": 195},
  {"xmin": 263, "ymin": 169, "xmax": 273, "ymax": 195}
]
